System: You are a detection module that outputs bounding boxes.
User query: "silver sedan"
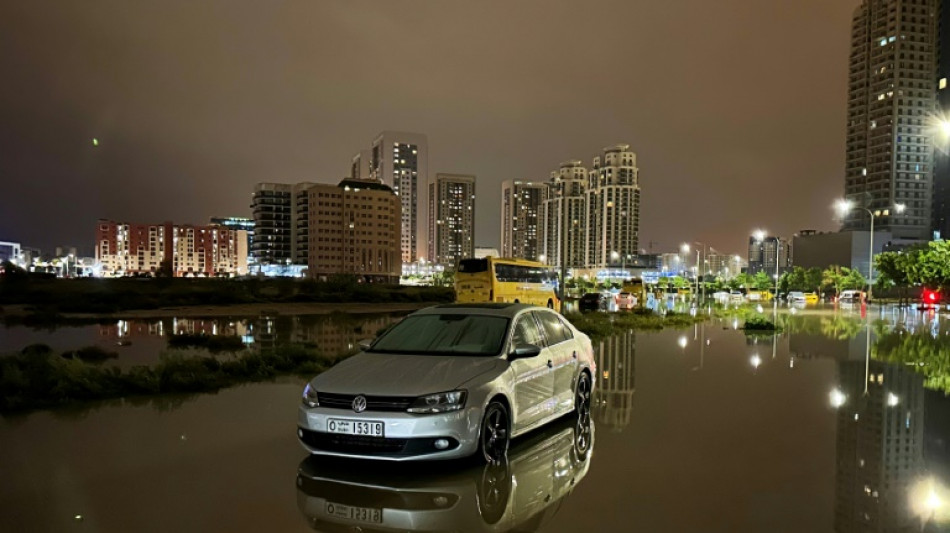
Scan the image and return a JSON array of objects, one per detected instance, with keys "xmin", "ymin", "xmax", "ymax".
[{"xmin": 297, "ymin": 303, "xmax": 595, "ymax": 462}]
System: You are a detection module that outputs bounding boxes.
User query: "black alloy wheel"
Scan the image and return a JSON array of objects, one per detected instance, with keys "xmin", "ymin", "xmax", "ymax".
[
  {"xmin": 574, "ymin": 372, "xmax": 592, "ymax": 452},
  {"xmin": 480, "ymin": 401, "xmax": 510, "ymax": 464}
]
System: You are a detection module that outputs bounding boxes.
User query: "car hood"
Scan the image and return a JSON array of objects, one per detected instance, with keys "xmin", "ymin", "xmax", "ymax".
[{"xmin": 311, "ymin": 352, "xmax": 504, "ymax": 396}]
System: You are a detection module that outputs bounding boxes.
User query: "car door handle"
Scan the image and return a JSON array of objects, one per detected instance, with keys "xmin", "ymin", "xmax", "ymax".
[{"xmin": 547, "ymin": 360, "xmax": 553, "ymax": 368}]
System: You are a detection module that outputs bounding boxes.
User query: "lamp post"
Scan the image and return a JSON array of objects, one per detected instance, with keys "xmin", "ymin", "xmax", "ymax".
[
  {"xmin": 753, "ymin": 230, "xmax": 780, "ymax": 317},
  {"xmin": 681, "ymin": 244, "xmax": 698, "ymax": 300},
  {"xmin": 834, "ymin": 199, "xmax": 906, "ymax": 303}
]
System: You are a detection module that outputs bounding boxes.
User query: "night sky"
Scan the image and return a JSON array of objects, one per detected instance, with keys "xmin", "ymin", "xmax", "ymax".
[{"xmin": 0, "ymin": 1, "xmax": 853, "ymax": 256}]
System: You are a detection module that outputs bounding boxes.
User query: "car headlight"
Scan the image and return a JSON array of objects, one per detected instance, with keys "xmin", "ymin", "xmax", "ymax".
[
  {"xmin": 302, "ymin": 383, "xmax": 319, "ymax": 408},
  {"xmin": 407, "ymin": 390, "xmax": 467, "ymax": 414}
]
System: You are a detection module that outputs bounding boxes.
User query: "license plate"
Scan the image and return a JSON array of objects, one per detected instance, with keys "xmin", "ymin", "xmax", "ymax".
[
  {"xmin": 327, "ymin": 418, "xmax": 384, "ymax": 437},
  {"xmin": 325, "ymin": 502, "xmax": 382, "ymax": 523}
]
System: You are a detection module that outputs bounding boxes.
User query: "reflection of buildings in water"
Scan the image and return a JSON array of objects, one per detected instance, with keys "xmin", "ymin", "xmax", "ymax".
[
  {"xmin": 295, "ymin": 417, "xmax": 593, "ymax": 532},
  {"xmin": 593, "ymin": 330, "xmax": 635, "ymax": 432},
  {"xmin": 95, "ymin": 314, "xmax": 403, "ymax": 358},
  {"xmin": 289, "ymin": 314, "xmax": 403, "ymax": 358},
  {"xmin": 834, "ymin": 358, "xmax": 925, "ymax": 532},
  {"xmin": 98, "ymin": 318, "xmax": 249, "ymax": 342},
  {"xmin": 789, "ymin": 332, "xmax": 870, "ymax": 361}
]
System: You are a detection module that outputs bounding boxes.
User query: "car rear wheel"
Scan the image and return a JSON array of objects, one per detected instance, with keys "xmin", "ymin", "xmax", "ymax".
[
  {"xmin": 479, "ymin": 401, "xmax": 510, "ymax": 464},
  {"xmin": 547, "ymin": 299, "xmax": 554, "ymax": 309}
]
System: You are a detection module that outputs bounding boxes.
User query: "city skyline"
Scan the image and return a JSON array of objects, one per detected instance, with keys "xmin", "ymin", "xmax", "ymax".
[{"xmin": 0, "ymin": 1, "xmax": 851, "ymax": 255}]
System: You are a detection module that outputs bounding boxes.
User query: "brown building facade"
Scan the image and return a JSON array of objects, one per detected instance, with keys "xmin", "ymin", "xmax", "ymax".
[
  {"xmin": 96, "ymin": 219, "xmax": 247, "ymax": 277},
  {"xmin": 307, "ymin": 179, "xmax": 401, "ymax": 283}
]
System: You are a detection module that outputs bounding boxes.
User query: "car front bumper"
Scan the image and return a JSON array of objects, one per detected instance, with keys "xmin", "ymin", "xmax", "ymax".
[{"xmin": 297, "ymin": 405, "xmax": 483, "ymax": 461}]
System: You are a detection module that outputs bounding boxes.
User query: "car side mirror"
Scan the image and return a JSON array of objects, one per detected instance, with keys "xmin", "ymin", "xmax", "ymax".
[
  {"xmin": 509, "ymin": 344, "xmax": 542, "ymax": 360},
  {"xmin": 358, "ymin": 339, "xmax": 373, "ymax": 350}
]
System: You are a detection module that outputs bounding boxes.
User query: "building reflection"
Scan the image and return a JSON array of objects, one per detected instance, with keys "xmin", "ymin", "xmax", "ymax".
[
  {"xmin": 96, "ymin": 313, "xmax": 403, "ymax": 358},
  {"xmin": 834, "ymin": 357, "xmax": 927, "ymax": 532},
  {"xmin": 592, "ymin": 330, "xmax": 635, "ymax": 432}
]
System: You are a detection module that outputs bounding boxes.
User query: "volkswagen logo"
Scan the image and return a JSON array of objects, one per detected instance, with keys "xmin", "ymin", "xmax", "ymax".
[{"xmin": 351, "ymin": 395, "xmax": 367, "ymax": 413}]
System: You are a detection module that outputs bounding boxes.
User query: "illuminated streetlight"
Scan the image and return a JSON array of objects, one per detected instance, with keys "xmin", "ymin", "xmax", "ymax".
[
  {"xmin": 834, "ymin": 199, "xmax": 906, "ymax": 302},
  {"xmin": 887, "ymin": 392, "xmax": 900, "ymax": 407},
  {"xmin": 830, "ymin": 388, "xmax": 847, "ymax": 408}
]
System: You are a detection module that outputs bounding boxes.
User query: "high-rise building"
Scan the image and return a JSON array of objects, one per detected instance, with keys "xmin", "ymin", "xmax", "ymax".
[
  {"xmin": 250, "ymin": 182, "xmax": 313, "ymax": 265},
  {"xmin": 587, "ymin": 144, "xmax": 641, "ymax": 269},
  {"xmin": 542, "ymin": 160, "xmax": 588, "ymax": 269},
  {"xmin": 369, "ymin": 131, "xmax": 428, "ymax": 263},
  {"xmin": 934, "ymin": 2, "xmax": 950, "ymax": 239},
  {"xmin": 350, "ymin": 149, "xmax": 372, "ymax": 181},
  {"xmin": 95, "ymin": 219, "xmax": 247, "ymax": 277},
  {"xmin": 307, "ymin": 178, "xmax": 401, "ymax": 283},
  {"xmin": 747, "ymin": 236, "xmax": 791, "ymax": 276},
  {"xmin": 427, "ymin": 173, "xmax": 476, "ymax": 266},
  {"xmin": 844, "ymin": 0, "xmax": 936, "ymax": 241},
  {"xmin": 500, "ymin": 180, "xmax": 548, "ymax": 261},
  {"xmin": 210, "ymin": 217, "xmax": 254, "ymax": 261}
]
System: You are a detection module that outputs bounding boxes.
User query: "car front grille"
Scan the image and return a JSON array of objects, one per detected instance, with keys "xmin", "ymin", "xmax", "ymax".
[{"xmin": 317, "ymin": 392, "xmax": 414, "ymax": 412}]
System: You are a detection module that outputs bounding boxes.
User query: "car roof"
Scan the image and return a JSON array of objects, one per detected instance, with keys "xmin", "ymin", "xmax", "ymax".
[{"xmin": 416, "ymin": 302, "xmax": 546, "ymax": 319}]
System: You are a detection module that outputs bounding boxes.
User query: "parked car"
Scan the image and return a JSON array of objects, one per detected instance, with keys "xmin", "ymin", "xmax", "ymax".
[
  {"xmin": 297, "ymin": 303, "xmax": 595, "ymax": 463},
  {"xmin": 787, "ymin": 291, "xmax": 805, "ymax": 304},
  {"xmin": 838, "ymin": 290, "xmax": 863, "ymax": 303},
  {"xmin": 803, "ymin": 292, "xmax": 820, "ymax": 304},
  {"xmin": 579, "ymin": 292, "xmax": 610, "ymax": 312},
  {"xmin": 616, "ymin": 292, "xmax": 636, "ymax": 310}
]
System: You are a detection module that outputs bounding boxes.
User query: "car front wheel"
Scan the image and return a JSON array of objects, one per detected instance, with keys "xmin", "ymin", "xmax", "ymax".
[{"xmin": 479, "ymin": 401, "xmax": 510, "ymax": 464}]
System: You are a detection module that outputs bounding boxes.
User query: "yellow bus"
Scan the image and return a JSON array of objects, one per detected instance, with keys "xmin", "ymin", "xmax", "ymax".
[{"xmin": 455, "ymin": 257, "xmax": 560, "ymax": 310}]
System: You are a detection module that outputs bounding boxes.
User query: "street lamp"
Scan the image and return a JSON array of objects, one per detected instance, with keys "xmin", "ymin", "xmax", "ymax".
[
  {"xmin": 834, "ymin": 199, "xmax": 906, "ymax": 302},
  {"xmin": 681, "ymin": 243, "xmax": 703, "ymax": 301},
  {"xmin": 752, "ymin": 230, "xmax": 780, "ymax": 316}
]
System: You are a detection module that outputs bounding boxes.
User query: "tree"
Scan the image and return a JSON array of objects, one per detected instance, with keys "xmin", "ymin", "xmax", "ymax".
[
  {"xmin": 753, "ymin": 271, "xmax": 772, "ymax": 291},
  {"xmin": 822, "ymin": 266, "xmax": 846, "ymax": 297},
  {"xmin": 842, "ymin": 268, "xmax": 867, "ymax": 291},
  {"xmin": 157, "ymin": 258, "xmax": 174, "ymax": 278},
  {"xmin": 804, "ymin": 267, "xmax": 823, "ymax": 294}
]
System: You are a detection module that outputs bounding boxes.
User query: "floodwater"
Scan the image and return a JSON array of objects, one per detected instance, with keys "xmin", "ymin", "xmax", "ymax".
[
  {"xmin": 1, "ymin": 306, "xmax": 949, "ymax": 532},
  {"xmin": 0, "ymin": 312, "xmax": 405, "ymax": 366}
]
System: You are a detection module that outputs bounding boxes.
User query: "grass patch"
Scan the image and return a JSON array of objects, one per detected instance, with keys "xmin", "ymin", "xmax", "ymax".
[
  {"xmin": 742, "ymin": 317, "xmax": 779, "ymax": 332},
  {"xmin": 0, "ymin": 343, "xmax": 345, "ymax": 414},
  {"xmin": 167, "ymin": 334, "xmax": 246, "ymax": 353},
  {"xmin": 564, "ymin": 309, "xmax": 704, "ymax": 341}
]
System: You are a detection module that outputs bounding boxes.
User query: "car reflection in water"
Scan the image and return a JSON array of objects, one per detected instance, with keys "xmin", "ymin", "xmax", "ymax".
[{"xmin": 295, "ymin": 415, "xmax": 594, "ymax": 532}]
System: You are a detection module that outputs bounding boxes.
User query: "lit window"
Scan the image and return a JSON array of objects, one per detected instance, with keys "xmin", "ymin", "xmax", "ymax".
[{"xmin": 941, "ymin": 78, "xmax": 947, "ymax": 89}]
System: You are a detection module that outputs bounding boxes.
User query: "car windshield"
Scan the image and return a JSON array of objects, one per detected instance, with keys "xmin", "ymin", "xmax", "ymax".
[{"xmin": 368, "ymin": 314, "xmax": 509, "ymax": 356}]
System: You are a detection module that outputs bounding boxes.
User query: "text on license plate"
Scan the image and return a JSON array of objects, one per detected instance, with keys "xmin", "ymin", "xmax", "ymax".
[
  {"xmin": 326, "ymin": 502, "xmax": 382, "ymax": 523},
  {"xmin": 327, "ymin": 418, "xmax": 384, "ymax": 437}
]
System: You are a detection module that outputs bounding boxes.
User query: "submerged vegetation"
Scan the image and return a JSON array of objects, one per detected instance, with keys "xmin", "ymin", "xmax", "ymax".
[
  {"xmin": 0, "ymin": 343, "xmax": 345, "ymax": 413},
  {"xmin": 564, "ymin": 309, "xmax": 703, "ymax": 341}
]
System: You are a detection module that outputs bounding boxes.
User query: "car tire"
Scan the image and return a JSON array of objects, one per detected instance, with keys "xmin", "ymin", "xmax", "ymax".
[
  {"xmin": 574, "ymin": 372, "xmax": 592, "ymax": 426},
  {"xmin": 479, "ymin": 401, "xmax": 510, "ymax": 464},
  {"xmin": 547, "ymin": 299, "xmax": 554, "ymax": 309}
]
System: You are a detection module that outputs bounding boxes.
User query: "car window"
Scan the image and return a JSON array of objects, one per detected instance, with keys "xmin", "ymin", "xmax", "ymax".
[
  {"xmin": 557, "ymin": 315, "xmax": 575, "ymax": 339},
  {"xmin": 535, "ymin": 311, "xmax": 570, "ymax": 345},
  {"xmin": 511, "ymin": 314, "xmax": 544, "ymax": 348},
  {"xmin": 369, "ymin": 314, "xmax": 509, "ymax": 356}
]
